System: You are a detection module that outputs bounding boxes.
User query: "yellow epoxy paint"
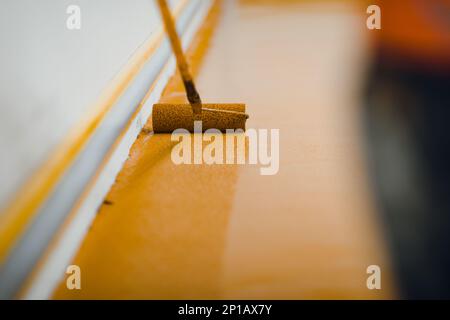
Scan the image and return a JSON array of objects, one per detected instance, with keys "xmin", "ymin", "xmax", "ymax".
[{"xmin": 54, "ymin": 0, "xmax": 395, "ymax": 299}]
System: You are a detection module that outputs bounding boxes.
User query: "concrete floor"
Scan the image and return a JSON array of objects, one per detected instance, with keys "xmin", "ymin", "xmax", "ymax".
[{"xmin": 54, "ymin": 0, "xmax": 395, "ymax": 299}]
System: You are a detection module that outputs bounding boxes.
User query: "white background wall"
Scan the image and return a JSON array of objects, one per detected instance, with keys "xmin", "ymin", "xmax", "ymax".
[{"xmin": 0, "ymin": 0, "xmax": 180, "ymax": 210}]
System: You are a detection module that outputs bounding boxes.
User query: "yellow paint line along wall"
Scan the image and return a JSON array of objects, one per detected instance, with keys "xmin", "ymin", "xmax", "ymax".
[
  {"xmin": 55, "ymin": 0, "xmax": 395, "ymax": 299},
  {"xmin": 11, "ymin": 0, "xmax": 213, "ymax": 299}
]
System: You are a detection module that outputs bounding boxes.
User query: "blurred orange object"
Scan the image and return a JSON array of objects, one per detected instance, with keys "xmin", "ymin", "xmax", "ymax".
[{"xmin": 375, "ymin": 0, "xmax": 450, "ymax": 71}]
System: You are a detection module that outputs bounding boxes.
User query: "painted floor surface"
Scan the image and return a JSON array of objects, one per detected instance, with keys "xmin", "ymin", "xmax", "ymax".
[{"xmin": 54, "ymin": 0, "xmax": 395, "ymax": 299}]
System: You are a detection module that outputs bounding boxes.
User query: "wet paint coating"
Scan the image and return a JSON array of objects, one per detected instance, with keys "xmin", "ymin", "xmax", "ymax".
[{"xmin": 54, "ymin": 0, "xmax": 395, "ymax": 299}]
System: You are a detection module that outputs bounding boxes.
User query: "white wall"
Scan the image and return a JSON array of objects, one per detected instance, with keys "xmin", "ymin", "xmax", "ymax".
[{"xmin": 0, "ymin": 0, "xmax": 180, "ymax": 210}]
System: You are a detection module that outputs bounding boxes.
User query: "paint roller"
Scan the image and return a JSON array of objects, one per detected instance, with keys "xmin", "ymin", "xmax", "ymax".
[{"xmin": 152, "ymin": 0, "xmax": 249, "ymax": 133}]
